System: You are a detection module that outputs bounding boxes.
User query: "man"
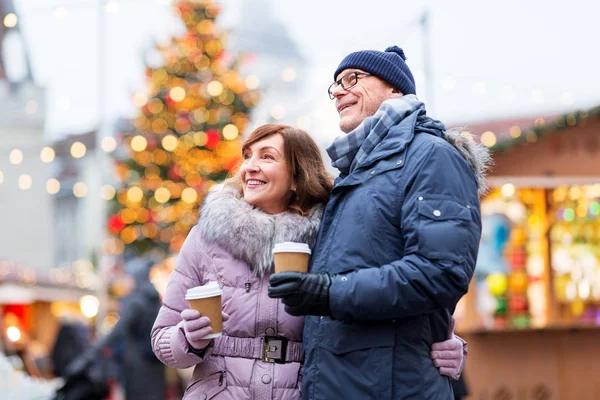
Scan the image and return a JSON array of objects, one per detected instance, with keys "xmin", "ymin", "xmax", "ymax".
[{"xmin": 268, "ymin": 46, "xmax": 490, "ymax": 399}]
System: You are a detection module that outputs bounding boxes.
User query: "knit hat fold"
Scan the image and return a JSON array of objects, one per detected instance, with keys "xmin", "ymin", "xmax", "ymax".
[{"xmin": 334, "ymin": 45, "xmax": 416, "ymax": 95}]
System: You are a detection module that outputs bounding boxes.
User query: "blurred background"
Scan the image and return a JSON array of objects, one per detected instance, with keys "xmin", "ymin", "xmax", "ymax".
[{"xmin": 1, "ymin": 0, "xmax": 600, "ymax": 399}]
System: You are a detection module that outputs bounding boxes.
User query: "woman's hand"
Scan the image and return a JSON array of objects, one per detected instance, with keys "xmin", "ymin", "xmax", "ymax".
[{"xmin": 180, "ymin": 309, "xmax": 229, "ymax": 351}]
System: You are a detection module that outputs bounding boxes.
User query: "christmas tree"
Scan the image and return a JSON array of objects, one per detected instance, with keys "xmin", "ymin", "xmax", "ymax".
[{"xmin": 107, "ymin": 0, "xmax": 258, "ymax": 256}]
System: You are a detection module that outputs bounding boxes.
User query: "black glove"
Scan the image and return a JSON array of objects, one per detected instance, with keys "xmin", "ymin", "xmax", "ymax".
[{"xmin": 268, "ymin": 272, "xmax": 332, "ymax": 316}]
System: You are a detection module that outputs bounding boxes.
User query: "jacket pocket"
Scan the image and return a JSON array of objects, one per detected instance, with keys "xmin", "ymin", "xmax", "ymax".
[
  {"xmin": 185, "ymin": 370, "xmax": 227, "ymax": 399},
  {"xmin": 417, "ymin": 197, "xmax": 472, "ymax": 263}
]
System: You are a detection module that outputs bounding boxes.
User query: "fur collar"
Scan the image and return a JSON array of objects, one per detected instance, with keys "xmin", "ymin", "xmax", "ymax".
[
  {"xmin": 196, "ymin": 185, "xmax": 323, "ymax": 276},
  {"xmin": 444, "ymin": 129, "xmax": 493, "ymax": 196}
]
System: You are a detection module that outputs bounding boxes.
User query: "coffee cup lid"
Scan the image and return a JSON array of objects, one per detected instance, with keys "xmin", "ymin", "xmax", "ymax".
[
  {"xmin": 185, "ymin": 281, "xmax": 222, "ymax": 300},
  {"xmin": 272, "ymin": 242, "xmax": 311, "ymax": 255}
]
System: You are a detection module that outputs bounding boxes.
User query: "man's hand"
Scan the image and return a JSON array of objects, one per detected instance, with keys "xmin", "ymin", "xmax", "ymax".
[{"xmin": 268, "ymin": 272, "xmax": 332, "ymax": 316}]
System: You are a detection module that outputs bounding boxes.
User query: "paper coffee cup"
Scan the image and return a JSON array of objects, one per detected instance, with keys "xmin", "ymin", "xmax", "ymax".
[
  {"xmin": 185, "ymin": 282, "xmax": 223, "ymax": 339},
  {"xmin": 272, "ymin": 242, "xmax": 311, "ymax": 274}
]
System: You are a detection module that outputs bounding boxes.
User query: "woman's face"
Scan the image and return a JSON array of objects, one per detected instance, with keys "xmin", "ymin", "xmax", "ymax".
[{"xmin": 240, "ymin": 134, "xmax": 294, "ymax": 214}]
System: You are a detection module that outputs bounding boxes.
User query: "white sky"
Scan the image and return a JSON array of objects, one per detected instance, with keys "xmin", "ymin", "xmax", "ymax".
[{"xmin": 11, "ymin": 0, "xmax": 600, "ymax": 139}]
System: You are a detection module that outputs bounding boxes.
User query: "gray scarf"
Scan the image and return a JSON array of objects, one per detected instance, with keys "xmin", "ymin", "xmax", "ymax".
[{"xmin": 326, "ymin": 95, "xmax": 438, "ymax": 175}]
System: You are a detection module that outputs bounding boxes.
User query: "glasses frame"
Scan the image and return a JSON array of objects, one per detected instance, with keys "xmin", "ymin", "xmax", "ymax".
[{"xmin": 328, "ymin": 71, "xmax": 371, "ymax": 99}]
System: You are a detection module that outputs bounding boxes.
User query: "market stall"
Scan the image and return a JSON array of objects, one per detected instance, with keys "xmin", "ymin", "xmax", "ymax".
[{"xmin": 457, "ymin": 107, "xmax": 600, "ymax": 400}]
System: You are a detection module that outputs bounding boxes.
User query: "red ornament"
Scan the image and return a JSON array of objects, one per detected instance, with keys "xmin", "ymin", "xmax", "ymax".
[
  {"xmin": 205, "ymin": 129, "xmax": 221, "ymax": 150},
  {"xmin": 108, "ymin": 215, "xmax": 126, "ymax": 235},
  {"xmin": 509, "ymin": 294, "xmax": 528, "ymax": 313},
  {"xmin": 510, "ymin": 250, "xmax": 527, "ymax": 268}
]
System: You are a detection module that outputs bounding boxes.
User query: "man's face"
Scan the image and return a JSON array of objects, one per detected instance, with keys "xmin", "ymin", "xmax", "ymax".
[{"xmin": 331, "ymin": 68, "xmax": 397, "ymax": 133}]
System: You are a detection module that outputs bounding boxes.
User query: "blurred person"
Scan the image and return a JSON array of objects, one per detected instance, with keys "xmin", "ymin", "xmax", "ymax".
[
  {"xmin": 151, "ymin": 124, "xmax": 465, "ymax": 399},
  {"xmin": 100, "ymin": 256, "xmax": 166, "ymax": 400},
  {"xmin": 268, "ymin": 46, "xmax": 490, "ymax": 399}
]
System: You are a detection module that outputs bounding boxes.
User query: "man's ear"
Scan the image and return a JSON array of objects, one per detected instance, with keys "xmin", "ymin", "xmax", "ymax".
[{"xmin": 390, "ymin": 87, "xmax": 404, "ymax": 98}]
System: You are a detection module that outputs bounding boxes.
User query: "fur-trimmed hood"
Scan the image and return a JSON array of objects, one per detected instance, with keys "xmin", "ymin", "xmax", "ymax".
[
  {"xmin": 196, "ymin": 185, "xmax": 323, "ymax": 277},
  {"xmin": 443, "ymin": 129, "xmax": 493, "ymax": 196}
]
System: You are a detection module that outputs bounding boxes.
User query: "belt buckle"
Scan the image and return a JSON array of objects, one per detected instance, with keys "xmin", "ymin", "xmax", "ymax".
[{"xmin": 262, "ymin": 335, "xmax": 288, "ymax": 364}]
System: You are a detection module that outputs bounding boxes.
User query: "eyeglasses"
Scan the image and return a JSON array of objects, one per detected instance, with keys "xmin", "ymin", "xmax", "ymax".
[{"xmin": 328, "ymin": 71, "xmax": 371, "ymax": 100}]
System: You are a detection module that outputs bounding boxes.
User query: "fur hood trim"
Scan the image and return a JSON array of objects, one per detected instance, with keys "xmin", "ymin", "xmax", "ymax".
[
  {"xmin": 443, "ymin": 129, "xmax": 493, "ymax": 196},
  {"xmin": 196, "ymin": 185, "xmax": 323, "ymax": 276}
]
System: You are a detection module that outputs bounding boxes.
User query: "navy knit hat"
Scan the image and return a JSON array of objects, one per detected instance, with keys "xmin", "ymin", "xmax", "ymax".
[{"xmin": 334, "ymin": 45, "xmax": 416, "ymax": 95}]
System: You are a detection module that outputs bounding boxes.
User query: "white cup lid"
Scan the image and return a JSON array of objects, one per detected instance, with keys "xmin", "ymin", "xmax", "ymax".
[
  {"xmin": 185, "ymin": 281, "xmax": 223, "ymax": 300},
  {"xmin": 272, "ymin": 242, "xmax": 311, "ymax": 255}
]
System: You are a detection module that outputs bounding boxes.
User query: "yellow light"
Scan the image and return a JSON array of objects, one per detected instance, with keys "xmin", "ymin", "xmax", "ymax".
[
  {"xmin": 40, "ymin": 147, "xmax": 55, "ymax": 163},
  {"xmin": 54, "ymin": 7, "xmax": 68, "ymax": 19},
  {"xmin": 147, "ymin": 98, "xmax": 164, "ymax": 114},
  {"xmin": 222, "ymin": 124, "xmax": 239, "ymax": 140},
  {"xmin": 132, "ymin": 91, "xmax": 148, "ymax": 107},
  {"xmin": 181, "ymin": 187, "xmax": 198, "ymax": 204},
  {"xmin": 101, "ymin": 137, "xmax": 117, "ymax": 152},
  {"xmin": 501, "ymin": 183, "xmax": 515, "ymax": 197},
  {"xmin": 80, "ymin": 295, "xmax": 100, "ymax": 318},
  {"xmin": 73, "ymin": 182, "xmax": 88, "ymax": 198},
  {"xmin": 207, "ymin": 81, "xmax": 224, "ymax": 97},
  {"xmin": 282, "ymin": 67, "xmax": 297, "ymax": 82},
  {"xmin": 509, "ymin": 125, "xmax": 522, "ymax": 138},
  {"xmin": 162, "ymin": 134, "xmax": 178, "ymax": 152},
  {"xmin": 10, "ymin": 149, "xmax": 23, "ymax": 164},
  {"xmin": 4, "ymin": 13, "xmax": 17, "ymax": 28},
  {"xmin": 71, "ymin": 142, "xmax": 87, "ymax": 158},
  {"xmin": 26, "ymin": 100, "xmax": 38, "ymax": 114},
  {"xmin": 131, "ymin": 135, "xmax": 148, "ymax": 152},
  {"xmin": 6, "ymin": 326, "xmax": 21, "ymax": 342},
  {"xmin": 245, "ymin": 75, "xmax": 260, "ymax": 90},
  {"xmin": 47, "ymin": 178, "xmax": 61, "ymax": 194},
  {"xmin": 480, "ymin": 131, "xmax": 496, "ymax": 147},
  {"xmin": 18, "ymin": 174, "xmax": 32, "ymax": 190},
  {"xmin": 154, "ymin": 187, "xmax": 171, "ymax": 203},
  {"xmin": 127, "ymin": 186, "xmax": 144, "ymax": 203},
  {"xmin": 534, "ymin": 118, "xmax": 545, "ymax": 127},
  {"xmin": 102, "ymin": 185, "xmax": 116, "ymax": 200},
  {"xmin": 170, "ymin": 86, "xmax": 186, "ymax": 102},
  {"xmin": 271, "ymin": 105, "xmax": 285, "ymax": 120}
]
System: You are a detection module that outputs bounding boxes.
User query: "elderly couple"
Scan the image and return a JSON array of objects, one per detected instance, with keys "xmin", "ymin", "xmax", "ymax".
[{"xmin": 152, "ymin": 46, "xmax": 489, "ymax": 399}]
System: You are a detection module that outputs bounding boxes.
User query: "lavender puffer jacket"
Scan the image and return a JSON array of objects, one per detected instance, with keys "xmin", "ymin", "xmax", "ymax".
[{"xmin": 151, "ymin": 185, "xmax": 322, "ymax": 399}]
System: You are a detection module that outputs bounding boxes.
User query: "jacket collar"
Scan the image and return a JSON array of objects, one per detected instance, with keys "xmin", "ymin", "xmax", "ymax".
[{"xmin": 196, "ymin": 185, "xmax": 323, "ymax": 277}]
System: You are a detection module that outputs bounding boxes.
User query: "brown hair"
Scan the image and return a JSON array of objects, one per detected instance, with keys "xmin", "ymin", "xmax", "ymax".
[{"xmin": 227, "ymin": 124, "xmax": 333, "ymax": 215}]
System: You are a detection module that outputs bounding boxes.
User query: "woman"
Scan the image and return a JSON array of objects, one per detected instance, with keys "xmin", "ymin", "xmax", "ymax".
[{"xmin": 151, "ymin": 124, "xmax": 465, "ymax": 399}]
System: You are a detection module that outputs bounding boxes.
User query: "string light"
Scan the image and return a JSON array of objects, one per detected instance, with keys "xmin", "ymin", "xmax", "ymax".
[
  {"xmin": 41, "ymin": 147, "xmax": 55, "ymax": 163},
  {"xmin": 245, "ymin": 75, "xmax": 260, "ymax": 90},
  {"xmin": 131, "ymin": 135, "xmax": 148, "ymax": 152},
  {"xmin": 101, "ymin": 137, "xmax": 117, "ymax": 152},
  {"xmin": 73, "ymin": 182, "xmax": 88, "ymax": 198},
  {"xmin": 102, "ymin": 185, "xmax": 116, "ymax": 200},
  {"xmin": 71, "ymin": 142, "xmax": 87, "ymax": 158},
  {"xmin": 3, "ymin": 13, "xmax": 17, "ymax": 28},
  {"xmin": 18, "ymin": 174, "xmax": 32, "ymax": 190},
  {"xmin": 9, "ymin": 149, "xmax": 23, "ymax": 165},
  {"xmin": 47, "ymin": 179, "xmax": 61, "ymax": 194},
  {"xmin": 207, "ymin": 81, "xmax": 223, "ymax": 97},
  {"xmin": 480, "ymin": 131, "xmax": 497, "ymax": 147},
  {"xmin": 222, "ymin": 124, "xmax": 239, "ymax": 140}
]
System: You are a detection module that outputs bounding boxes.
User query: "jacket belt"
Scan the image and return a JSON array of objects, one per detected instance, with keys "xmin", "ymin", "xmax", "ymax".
[{"xmin": 210, "ymin": 335, "xmax": 303, "ymax": 363}]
